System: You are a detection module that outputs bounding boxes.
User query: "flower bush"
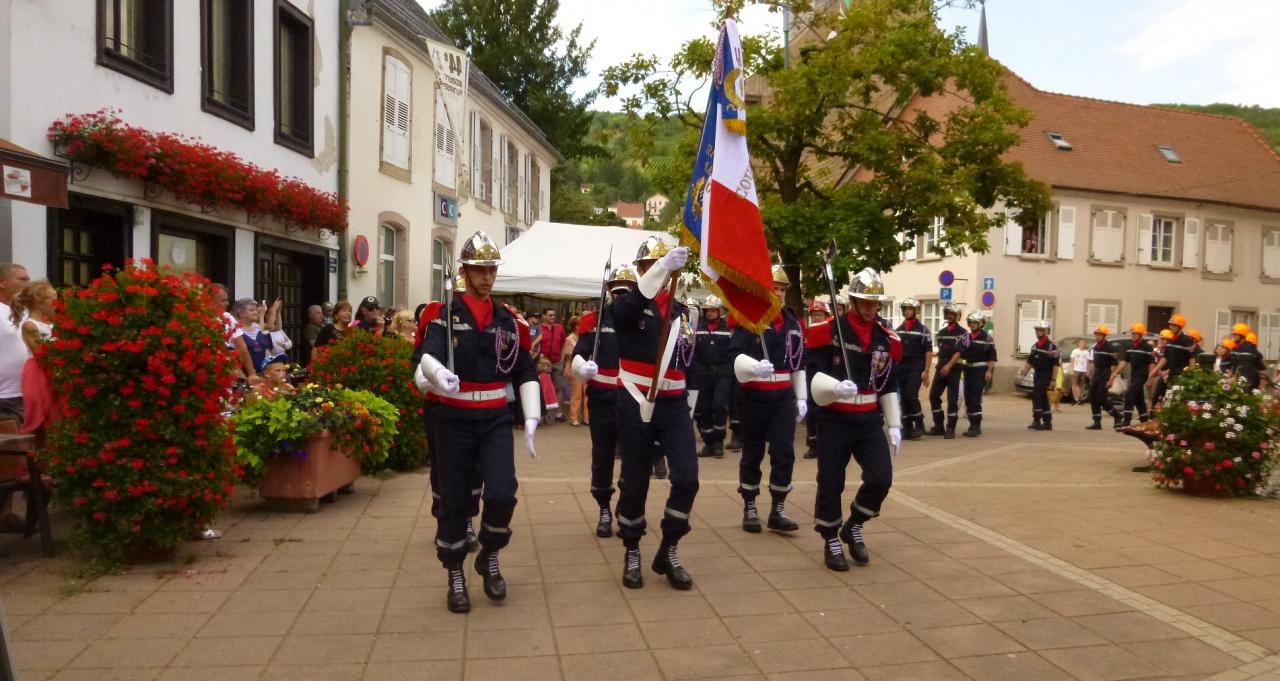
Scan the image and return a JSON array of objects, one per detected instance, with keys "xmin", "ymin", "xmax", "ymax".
[
  {"xmin": 47, "ymin": 109, "xmax": 346, "ymax": 233},
  {"xmin": 309, "ymin": 331, "xmax": 426, "ymax": 471},
  {"xmin": 1148, "ymin": 367, "xmax": 1280, "ymax": 496},
  {"xmin": 44, "ymin": 261, "xmax": 239, "ymax": 562},
  {"xmin": 231, "ymin": 384, "xmax": 399, "ymax": 483}
]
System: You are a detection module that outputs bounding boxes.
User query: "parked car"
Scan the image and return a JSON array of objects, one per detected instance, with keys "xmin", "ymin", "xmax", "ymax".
[{"xmin": 1012, "ymin": 334, "xmax": 1159, "ymax": 397}]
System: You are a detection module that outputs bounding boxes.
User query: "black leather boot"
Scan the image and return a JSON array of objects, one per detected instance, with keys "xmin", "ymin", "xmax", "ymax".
[
  {"xmin": 474, "ymin": 550, "xmax": 507, "ymax": 602},
  {"xmin": 652, "ymin": 458, "xmax": 668, "ymax": 480},
  {"xmin": 823, "ymin": 536, "xmax": 849, "ymax": 572},
  {"xmin": 1042, "ymin": 417, "xmax": 1053, "ymax": 431},
  {"xmin": 1027, "ymin": 418, "xmax": 1042, "ymax": 430},
  {"xmin": 596, "ymin": 506, "xmax": 613, "ymax": 538},
  {"xmin": 767, "ymin": 500, "xmax": 799, "ymax": 532},
  {"xmin": 698, "ymin": 443, "xmax": 715, "ymax": 458},
  {"xmin": 742, "ymin": 501, "xmax": 762, "ymax": 533},
  {"xmin": 908, "ymin": 418, "xmax": 925, "ymax": 441},
  {"xmin": 926, "ymin": 424, "xmax": 945, "ymax": 436},
  {"xmin": 652, "ymin": 543, "xmax": 693, "ymax": 590},
  {"xmin": 1086, "ymin": 416, "xmax": 1102, "ymax": 430},
  {"xmin": 840, "ymin": 519, "xmax": 870, "ymax": 565},
  {"xmin": 446, "ymin": 567, "xmax": 470, "ymax": 613},
  {"xmin": 713, "ymin": 441, "xmax": 725, "ymax": 459},
  {"xmin": 726, "ymin": 433, "xmax": 742, "ymax": 451},
  {"xmin": 962, "ymin": 420, "xmax": 981, "ymax": 437},
  {"xmin": 465, "ymin": 518, "xmax": 480, "ymax": 552},
  {"xmin": 622, "ymin": 546, "xmax": 643, "ymax": 589}
]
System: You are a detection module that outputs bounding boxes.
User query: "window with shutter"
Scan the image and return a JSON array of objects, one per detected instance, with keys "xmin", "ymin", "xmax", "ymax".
[
  {"xmin": 1182, "ymin": 217, "xmax": 1200, "ymax": 268},
  {"xmin": 1018, "ymin": 298, "xmax": 1047, "ymax": 353},
  {"xmin": 1260, "ymin": 312, "xmax": 1280, "ymax": 361},
  {"xmin": 471, "ymin": 111, "xmax": 482, "ymax": 200},
  {"xmin": 1085, "ymin": 302, "xmax": 1119, "ymax": 335},
  {"xmin": 1091, "ymin": 209, "xmax": 1123, "ymax": 263},
  {"xmin": 516, "ymin": 150, "xmax": 527, "ymax": 222},
  {"xmin": 433, "ymin": 92, "xmax": 456, "ymax": 189},
  {"xmin": 900, "ymin": 231, "xmax": 917, "ymax": 261},
  {"xmin": 1057, "ymin": 206, "xmax": 1076, "ymax": 260},
  {"xmin": 1214, "ymin": 309, "xmax": 1231, "ymax": 348},
  {"xmin": 499, "ymin": 135, "xmax": 510, "ymax": 213},
  {"xmin": 921, "ymin": 301, "xmax": 941, "ymax": 332},
  {"xmin": 921, "ymin": 217, "xmax": 943, "ymax": 259},
  {"xmin": 1204, "ymin": 222, "xmax": 1232, "ymax": 274},
  {"xmin": 1264, "ymin": 229, "xmax": 1280, "ymax": 279},
  {"xmin": 1136, "ymin": 214, "xmax": 1153, "ymax": 265},
  {"xmin": 1004, "ymin": 216, "xmax": 1022, "ymax": 256},
  {"xmin": 381, "ymin": 55, "xmax": 410, "ymax": 170}
]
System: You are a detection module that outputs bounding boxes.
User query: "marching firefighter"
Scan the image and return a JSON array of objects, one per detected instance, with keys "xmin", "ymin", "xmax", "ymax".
[
  {"xmin": 730, "ymin": 264, "xmax": 805, "ymax": 534},
  {"xmin": 416, "ymin": 231, "xmax": 540, "ymax": 614},
  {"xmin": 803, "ymin": 300, "xmax": 831, "ymax": 459},
  {"xmin": 692, "ymin": 295, "xmax": 734, "ymax": 458},
  {"xmin": 894, "ymin": 298, "xmax": 933, "ymax": 440},
  {"xmin": 926, "ymin": 304, "xmax": 966, "ymax": 439},
  {"xmin": 807, "ymin": 268, "xmax": 903, "ymax": 571},
  {"xmin": 612, "ymin": 237, "xmax": 699, "ymax": 591},
  {"xmin": 1109, "ymin": 323, "xmax": 1153, "ymax": 427},
  {"xmin": 960, "ymin": 311, "xmax": 996, "ymax": 437},
  {"xmin": 572, "ymin": 265, "xmax": 638, "ymax": 538},
  {"xmin": 1085, "ymin": 324, "xmax": 1123, "ymax": 429},
  {"xmin": 1020, "ymin": 320, "xmax": 1060, "ymax": 430},
  {"xmin": 1147, "ymin": 313, "xmax": 1196, "ymax": 404},
  {"xmin": 1230, "ymin": 324, "xmax": 1265, "ymax": 390}
]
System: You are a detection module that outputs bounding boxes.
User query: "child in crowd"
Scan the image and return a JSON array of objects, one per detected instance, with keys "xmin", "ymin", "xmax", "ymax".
[
  {"xmin": 251, "ymin": 354, "xmax": 296, "ymax": 401},
  {"xmin": 15, "ymin": 281, "xmax": 56, "ymax": 435},
  {"xmin": 537, "ymin": 356, "xmax": 560, "ymax": 424}
]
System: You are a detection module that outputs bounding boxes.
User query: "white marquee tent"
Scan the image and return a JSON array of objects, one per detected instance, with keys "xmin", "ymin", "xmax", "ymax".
[{"xmin": 493, "ymin": 221, "xmax": 679, "ymax": 299}]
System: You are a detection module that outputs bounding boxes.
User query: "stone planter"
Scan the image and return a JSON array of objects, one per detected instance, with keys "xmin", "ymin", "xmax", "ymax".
[
  {"xmin": 258, "ymin": 431, "xmax": 360, "ymax": 512},
  {"xmin": 1180, "ymin": 477, "xmax": 1228, "ymax": 498}
]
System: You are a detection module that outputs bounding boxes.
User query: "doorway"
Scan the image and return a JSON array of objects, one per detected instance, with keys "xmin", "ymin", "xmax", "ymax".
[
  {"xmin": 1146, "ymin": 305, "xmax": 1175, "ymax": 334},
  {"xmin": 46, "ymin": 195, "xmax": 130, "ymax": 287},
  {"xmin": 256, "ymin": 241, "xmax": 327, "ymax": 346}
]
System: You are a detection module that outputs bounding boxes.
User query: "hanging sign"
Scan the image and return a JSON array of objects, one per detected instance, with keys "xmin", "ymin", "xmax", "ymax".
[{"xmin": 353, "ymin": 235, "xmax": 371, "ymax": 268}]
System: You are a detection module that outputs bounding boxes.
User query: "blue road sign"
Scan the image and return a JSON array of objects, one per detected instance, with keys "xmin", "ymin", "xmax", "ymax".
[
  {"xmin": 940, "ymin": 287, "xmax": 953, "ymax": 301},
  {"xmin": 981, "ymin": 291, "xmax": 996, "ymax": 308},
  {"xmin": 939, "ymin": 270, "xmax": 955, "ymax": 286},
  {"xmin": 983, "ymin": 277, "xmax": 995, "ymax": 291}
]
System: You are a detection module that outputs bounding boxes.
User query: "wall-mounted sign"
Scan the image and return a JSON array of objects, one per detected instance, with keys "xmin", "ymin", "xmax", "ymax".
[
  {"xmin": 939, "ymin": 287, "xmax": 952, "ymax": 302},
  {"xmin": 938, "ymin": 270, "xmax": 955, "ymax": 287},
  {"xmin": 981, "ymin": 291, "xmax": 996, "ymax": 308},
  {"xmin": 435, "ymin": 193, "xmax": 458, "ymax": 226},
  {"xmin": 983, "ymin": 276, "xmax": 995, "ymax": 291},
  {"xmin": 353, "ymin": 235, "xmax": 371, "ymax": 268},
  {"xmin": 328, "ymin": 252, "xmax": 338, "ymax": 274}
]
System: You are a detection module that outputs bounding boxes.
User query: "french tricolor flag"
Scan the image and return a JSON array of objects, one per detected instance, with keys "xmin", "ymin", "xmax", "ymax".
[{"xmin": 680, "ymin": 19, "xmax": 780, "ymax": 334}]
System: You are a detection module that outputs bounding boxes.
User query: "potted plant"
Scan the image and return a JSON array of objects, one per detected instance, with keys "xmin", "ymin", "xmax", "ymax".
[
  {"xmin": 1147, "ymin": 367, "xmax": 1280, "ymax": 497},
  {"xmin": 44, "ymin": 261, "xmax": 239, "ymax": 564},
  {"xmin": 232, "ymin": 384, "xmax": 398, "ymax": 511}
]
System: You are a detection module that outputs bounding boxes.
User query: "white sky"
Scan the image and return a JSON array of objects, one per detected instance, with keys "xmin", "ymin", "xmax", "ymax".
[{"xmin": 417, "ymin": 0, "xmax": 1280, "ymax": 109}]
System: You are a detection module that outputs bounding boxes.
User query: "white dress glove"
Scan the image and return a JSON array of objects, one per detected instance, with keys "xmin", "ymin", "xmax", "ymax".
[
  {"xmin": 434, "ymin": 367, "xmax": 460, "ymax": 394},
  {"xmin": 580, "ymin": 360, "xmax": 599, "ymax": 380},
  {"xmin": 524, "ymin": 418, "xmax": 539, "ymax": 459},
  {"xmin": 889, "ymin": 427, "xmax": 902, "ymax": 457},
  {"xmin": 834, "ymin": 380, "xmax": 858, "ymax": 399},
  {"xmin": 413, "ymin": 366, "xmax": 432, "ymax": 394},
  {"xmin": 753, "ymin": 359, "xmax": 775, "ymax": 378},
  {"xmin": 795, "ymin": 399, "xmax": 808, "ymax": 423},
  {"xmin": 658, "ymin": 246, "xmax": 690, "ymax": 272}
]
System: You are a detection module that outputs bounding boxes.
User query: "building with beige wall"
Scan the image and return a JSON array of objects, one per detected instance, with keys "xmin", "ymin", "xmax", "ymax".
[
  {"xmin": 882, "ymin": 72, "xmax": 1280, "ymax": 389},
  {"xmin": 345, "ymin": 0, "xmax": 558, "ymax": 310}
]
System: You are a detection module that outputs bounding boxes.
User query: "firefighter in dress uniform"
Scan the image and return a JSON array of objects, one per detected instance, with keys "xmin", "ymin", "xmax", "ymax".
[
  {"xmin": 692, "ymin": 295, "xmax": 734, "ymax": 458},
  {"xmin": 415, "ymin": 231, "xmax": 541, "ymax": 614},
  {"xmin": 803, "ymin": 300, "xmax": 831, "ymax": 459},
  {"xmin": 1020, "ymin": 320, "xmax": 1060, "ymax": 431},
  {"xmin": 807, "ymin": 269, "xmax": 903, "ymax": 571},
  {"xmin": 571, "ymin": 265, "xmax": 638, "ymax": 538},
  {"xmin": 960, "ymin": 311, "xmax": 996, "ymax": 437},
  {"xmin": 612, "ymin": 237, "xmax": 699, "ymax": 590},
  {"xmin": 1109, "ymin": 323, "xmax": 1153, "ymax": 427},
  {"xmin": 729, "ymin": 265, "xmax": 806, "ymax": 534},
  {"xmin": 1190, "ymin": 329, "xmax": 1215, "ymax": 370},
  {"xmin": 1085, "ymin": 324, "xmax": 1123, "ymax": 429},
  {"xmin": 1230, "ymin": 324, "xmax": 1266, "ymax": 390},
  {"xmin": 1147, "ymin": 313, "xmax": 1196, "ymax": 405},
  {"xmin": 894, "ymin": 298, "xmax": 933, "ymax": 441},
  {"xmin": 926, "ymin": 304, "xmax": 966, "ymax": 439}
]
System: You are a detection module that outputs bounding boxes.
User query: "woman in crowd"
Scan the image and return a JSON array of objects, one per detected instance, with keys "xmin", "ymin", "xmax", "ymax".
[
  {"xmin": 562, "ymin": 316, "xmax": 588, "ymax": 426},
  {"xmin": 314, "ymin": 300, "xmax": 353, "ymax": 349},
  {"xmin": 388, "ymin": 309, "xmax": 417, "ymax": 342},
  {"xmin": 14, "ymin": 281, "xmax": 56, "ymax": 436},
  {"xmin": 233, "ymin": 299, "xmax": 274, "ymax": 372}
]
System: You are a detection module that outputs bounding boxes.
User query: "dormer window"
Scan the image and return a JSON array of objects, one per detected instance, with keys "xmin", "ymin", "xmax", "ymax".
[
  {"xmin": 1158, "ymin": 145, "xmax": 1182, "ymax": 163},
  {"xmin": 1046, "ymin": 132, "xmax": 1072, "ymax": 150}
]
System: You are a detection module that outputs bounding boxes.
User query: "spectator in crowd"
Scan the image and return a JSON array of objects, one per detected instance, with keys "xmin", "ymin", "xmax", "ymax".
[
  {"xmin": 528, "ymin": 310, "xmax": 543, "ymax": 357},
  {"xmin": 299, "ymin": 304, "xmax": 324, "ymax": 367},
  {"xmin": 0, "ymin": 263, "xmax": 30, "ymax": 423},
  {"xmin": 212, "ymin": 285, "xmax": 257, "ymax": 383},
  {"xmin": 537, "ymin": 356, "xmax": 562, "ymax": 424},
  {"xmin": 314, "ymin": 300, "xmax": 352, "ymax": 349},
  {"xmin": 260, "ymin": 298, "xmax": 293, "ymax": 358},
  {"xmin": 233, "ymin": 298, "xmax": 274, "ymax": 374},
  {"xmin": 14, "ymin": 281, "xmax": 56, "ymax": 436},
  {"xmin": 350, "ymin": 296, "xmax": 385, "ymax": 336},
  {"xmin": 541, "ymin": 308, "xmax": 567, "ymax": 422},
  {"xmin": 413, "ymin": 303, "xmax": 428, "ymax": 324},
  {"xmin": 1069, "ymin": 339, "xmax": 1090, "ymax": 404},
  {"xmin": 388, "ymin": 309, "xmax": 416, "ymax": 342},
  {"xmin": 250, "ymin": 354, "xmax": 297, "ymax": 401},
  {"xmin": 322, "ymin": 301, "xmax": 334, "ymax": 325},
  {"xmin": 562, "ymin": 316, "xmax": 588, "ymax": 426}
]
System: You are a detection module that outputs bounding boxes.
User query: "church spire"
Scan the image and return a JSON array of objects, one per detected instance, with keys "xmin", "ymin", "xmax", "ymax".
[{"xmin": 977, "ymin": 0, "xmax": 989, "ymax": 56}]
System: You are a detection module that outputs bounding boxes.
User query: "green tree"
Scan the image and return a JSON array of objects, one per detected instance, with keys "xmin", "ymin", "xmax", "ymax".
[
  {"xmin": 602, "ymin": 0, "xmax": 1051, "ymax": 310},
  {"xmin": 431, "ymin": 0, "xmax": 599, "ymax": 160}
]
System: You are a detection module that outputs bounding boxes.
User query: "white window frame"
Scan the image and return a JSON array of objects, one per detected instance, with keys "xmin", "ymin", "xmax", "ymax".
[
  {"xmin": 1259, "ymin": 311, "xmax": 1280, "ymax": 361},
  {"xmin": 1203, "ymin": 220, "xmax": 1233, "ymax": 276},
  {"xmin": 1084, "ymin": 300, "xmax": 1120, "ymax": 337},
  {"xmin": 1148, "ymin": 216, "xmax": 1177, "ymax": 267},
  {"xmin": 920, "ymin": 217, "xmax": 943, "ymax": 261},
  {"xmin": 1264, "ymin": 228, "xmax": 1280, "ymax": 282},
  {"xmin": 1016, "ymin": 296, "xmax": 1056, "ymax": 356},
  {"xmin": 920, "ymin": 300, "xmax": 942, "ymax": 332},
  {"xmin": 378, "ymin": 224, "xmax": 401, "ymax": 307},
  {"xmin": 1020, "ymin": 211, "xmax": 1053, "ymax": 259},
  {"xmin": 433, "ymin": 90, "xmax": 457, "ymax": 189},
  {"xmin": 1089, "ymin": 207, "xmax": 1125, "ymax": 264},
  {"xmin": 430, "ymin": 237, "xmax": 449, "ymax": 302},
  {"xmin": 381, "ymin": 54, "xmax": 411, "ymax": 172}
]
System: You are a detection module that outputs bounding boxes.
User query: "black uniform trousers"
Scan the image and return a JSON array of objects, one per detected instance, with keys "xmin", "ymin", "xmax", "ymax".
[
  {"xmin": 694, "ymin": 373, "xmax": 732, "ymax": 446},
  {"xmin": 1124, "ymin": 370, "xmax": 1149, "ymax": 421},
  {"xmin": 896, "ymin": 362, "xmax": 925, "ymax": 424},
  {"xmin": 587, "ymin": 390, "xmax": 619, "ymax": 508},
  {"xmin": 929, "ymin": 367, "xmax": 961, "ymax": 429},
  {"xmin": 434, "ymin": 413, "xmax": 518, "ymax": 568},
  {"xmin": 1031, "ymin": 369, "xmax": 1053, "ymax": 424},
  {"xmin": 1088, "ymin": 372, "xmax": 1117, "ymax": 419},
  {"xmin": 737, "ymin": 390, "xmax": 796, "ymax": 502},
  {"xmin": 963, "ymin": 366, "xmax": 986, "ymax": 425},
  {"xmin": 424, "ymin": 404, "xmax": 481, "ymax": 520},
  {"xmin": 616, "ymin": 393, "xmax": 699, "ymax": 546},
  {"xmin": 814, "ymin": 412, "xmax": 892, "ymax": 537}
]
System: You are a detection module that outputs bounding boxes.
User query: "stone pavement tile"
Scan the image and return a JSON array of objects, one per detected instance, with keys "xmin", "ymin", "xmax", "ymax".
[
  {"xmin": 1241, "ymin": 626, "xmax": 1280, "ymax": 650},
  {"xmin": 954, "ymin": 595, "xmax": 1058, "ymax": 623},
  {"xmin": 378, "ymin": 607, "xmax": 466, "ymax": 634},
  {"xmin": 992, "ymin": 570, "xmax": 1083, "ymax": 595},
  {"xmin": 876, "ymin": 545, "xmax": 952, "ymax": 565},
  {"xmin": 239, "ymin": 569, "xmax": 324, "ymax": 590},
  {"xmin": 259, "ymin": 663, "xmax": 366, "ymax": 681},
  {"xmin": 759, "ymin": 569, "xmax": 848, "ymax": 591},
  {"xmin": 1039, "ymin": 644, "xmax": 1165, "ymax": 681},
  {"xmin": 1187, "ymin": 602, "xmax": 1280, "ymax": 631},
  {"xmin": 639, "ymin": 617, "xmax": 734, "ymax": 648},
  {"xmin": 1074, "ymin": 612, "xmax": 1190, "ymax": 644},
  {"xmin": 744, "ymin": 637, "xmax": 849, "ymax": 673},
  {"xmin": 50, "ymin": 668, "xmax": 161, "ymax": 681},
  {"xmin": 858, "ymin": 660, "xmax": 971, "ymax": 681},
  {"xmin": 652, "ymin": 643, "xmax": 758, "ymax": 680},
  {"xmin": 830, "ymin": 562, "xmax": 915, "ymax": 586},
  {"xmin": 465, "ymin": 626, "xmax": 556, "ymax": 658},
  {"xmin": 538, "ymin": 547, "xmax": 606, "ymax": 567},
  {"xmin": 170, "ymin": 635, "xmax": 283, "ymax": 667},
  {"xmin": 880, "ymin": 600, "xmax": 981, "ymax": 629},
  {"xmin": 86, "ymin": 572, "xmax": 168, "ymax": 593},
  {"xmin": 540, "ymin": 561, "xmax": 615, "ymax": 584},
  {"xmin": 548, "ymin": 597, "xmax": 636, "ymax": 627},
  {"xmin": 935, "ymin": 541, "xmax": 1017, "ymax": 560},
  {"xmin": 687, "ymin": 555, "xmax": 759, "ymax": 575},
  {"xmin": 463, "ymin": 603, "xmax": 551, "ymax": 631},
  {"xmin": 290, "ymin": 608, "xmax": 383, "ymax": 635},
  {"xmin": 723, "ymin": 613, "xmax": 822, "ymax": 644},
  {"xmin": 1205, "ymin": 577, "xmax": 1280, "ymax": 602},
  {"xmin": 1031, "ymin": 590, "xmax": 1133, "ymax": 617},
  {"xmin": 46, "ymin": 590, "xmax": 149, "ymax": 615},
  {"xmin": 9, "ymin": 639, "xmax": 88, "ymax": 671},
  {"xmin": 385, "ymin": 587, "xmax": 442, "ymax": 611},
  {"xmin": 926, "ymin": 575, "xmax": 1018, "ymax": 600},
  {"xmin": 747, "ymin": 552, "xmax": 819, "ymax": 573},
  {"xmin": 330, "ymin": 553, "xmax": 397, "ymax": 572},
  {"xmin": 561, "ymin": 650, "xmax": 665, "ymax": 681},
  {"xmin": 1133, "ymin": 581, "xmax": 1240, "ymax": 607},
  {"xmin": 154, "ymin": 569, "xmax": 252, "ymax": 592},
  {"xmin": 1091, "ymin": 565, "xmax": 1184, "ymax": 588},
  {"xmin": 272, "ymin": 539, "xmax": 345, "ymax": 557},
  {"xmin": 914, "ymin": 623, "xmax": 1025, "ymax": 658},
  {"xmin": 1215, "ymin": 554, "xmax": 1280, "ymax": 577},
  {"xmin": 830, "ymin": 628, "xmax": 941, "ymax": 668},
  {"xmin": 257, "ymin": 553, "xmax": 335, "ymax": 573},
  {"xmin": 1154, "ymin": 560, "xmax": 1246, "ymax": 582},
  {"xmin": 959, "ymin": 554, "xmax": 1053, "ymax": 576},
  {"xmin": 220, "ymin": 589, "xmax": 312, "ymax": 613},
  {"xmin": 318, "ymin": 569, "xmax": 398, "ymax": 590},
  {"xmin": 853, "ymin": 580, "xmax": 947, "ymax": 606},
  {"xmin": 12, "ymin": 613, "xmax": 121, "ymax": 641},
  {"xmin": 707, "ymin": 590, "xmax": 796, "ymax": 617},
  {"xmin": 554, "ymin": 622, "xmax": 647, "ymax": 654},
  {"xmin": 628, "ymin": 594, "xmax": 718, "ymax": 622},
  {"xmin": 462, "ymin": 655, "xmax": 562, "ymax": 681},
  {"xmin": 950, "ymin": 651, "xmax": 1075, "ymax": 681},
  {"xmin": 995, "ymin": 618, "xmax": 1110, "ymax": 650},
  {"xmin": 135, "ymin": 590, "xmax": 232, "ymax": 614},
  {"xmin": 1178, "ymin": 540, "xmax": 1259, "ymax": 560},
  {"xmin": 303, "ymin": 587, "xmax": 390, "ymax": 612},
  {"xmin": 68, "ymin": 637, "xmax": 186, "ymax": 668},
  {"xmin": 766, "ymin": 670, "xmax": 866, "ymax": 681},
  {"xmin": 198, "ymin": 610, "xmax": 297, "ymax": 637},
  {"xmin": 802, "ymin": 606, "xmax": 902, "ymax": 636},
  {"xmin": 1, "ymin": 591, "xmax": 59, "ymax": 615},
  {"xmin": 363, "ymin": 660, "xmax": 462, "ymax": 681},
  {"xmin": 103, "ymin": 612, "xmax": 210, "ymax": 639},
  {"xmin": 694, "ymin": 570, "xmax": 775, "ymax": 594},
  {"xmin": 1065, "ymin": 550, "xmax": 1144, "ymax": 571},
  {"xmin": 1121, "ymin": 637, "xmax": 1243, "ymax": 676},
  {"xmin": 155, "ymin": 666, "xmax": 263, "ymax": 681},
  {"xmin": 370, "ymin": 631, "xmax": 465, "ymax": 661},
  {"xmin": 544, "ymin": 578, "xmax": 622, "ymax": 604},
  {"xmin": 272, "ymin": 634, "xmax": 375, "ymax": 665},
  {"xmin": 894, "ymin": 559, "xmax": 982, "ymax": 581},
  {"xmin": 778, "ymin": 586, "xmax": 860, "ymax": 612}
]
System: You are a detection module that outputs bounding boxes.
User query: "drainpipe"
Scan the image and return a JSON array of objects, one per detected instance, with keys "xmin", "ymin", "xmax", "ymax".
[{"xmin": 336, "ymin": 2, "xmax": 353, "ymax": 301}]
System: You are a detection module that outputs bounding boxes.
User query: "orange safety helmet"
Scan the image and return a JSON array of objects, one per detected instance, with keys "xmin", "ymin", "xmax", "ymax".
[
  {"xmin": 1187, "ymin": 328, "xmax": 1203, "ymax": 343},
  {"xmin": 1129, "ymin": 322, "xmax": 1147, "ymax": 335},
  {"xmin": 1232, "ymin": 322, "xmax": 1250, "ymax": 336},
  {"xmin": 1093, "ymin": 324, "xmax": 1110, "ymax": 335},
  {"xmin": 1222, "ymin": 338, "xmax": 1237, "ymax": 351},
  {"xmin": 1159, "ymin": 329, "xmax": 1174, "ymax": 340},
  {"xmin": 1247, "ymin": 332, "xmax": 1259, "ymax": 345},
  {"xmin": 1169, "ymin": 313, "xmax": 1187, "ymax": 328}
]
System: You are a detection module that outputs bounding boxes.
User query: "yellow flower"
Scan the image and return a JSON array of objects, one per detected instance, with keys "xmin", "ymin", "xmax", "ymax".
[{"xmin": 314, "ymin": 398, "xmax": 323, "ymax": 404}]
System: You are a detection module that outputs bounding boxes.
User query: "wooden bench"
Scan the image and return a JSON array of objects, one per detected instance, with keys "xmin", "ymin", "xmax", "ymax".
[{"xmin": 0, "ymin": 432, "xmax": 53, "ymax": 557}]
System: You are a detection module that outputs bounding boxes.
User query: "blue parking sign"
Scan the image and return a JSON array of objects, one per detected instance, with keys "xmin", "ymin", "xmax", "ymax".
[{"xmin": 939, "ymin": 287, "xmax": 952, "ymax": 301}]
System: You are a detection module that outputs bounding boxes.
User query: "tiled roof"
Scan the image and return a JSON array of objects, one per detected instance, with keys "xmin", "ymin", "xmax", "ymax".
[{"xmin": 615, "ymin": 202, "xmax": 645, "ymax": 219}]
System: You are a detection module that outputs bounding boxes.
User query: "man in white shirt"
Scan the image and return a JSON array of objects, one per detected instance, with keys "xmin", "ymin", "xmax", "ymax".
[
  {"xmin": 1068, "ymin": 340, "xmax": 1091, "ymax": 404},
  {"xmin": 0, "ymin": 263, "xmax": 31, "ymax": 423}
]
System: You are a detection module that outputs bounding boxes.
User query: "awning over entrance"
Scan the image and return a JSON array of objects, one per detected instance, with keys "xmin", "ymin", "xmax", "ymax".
[{"xmin": 0, "ymin": 138, "xmax": 69, "ymax": 209}]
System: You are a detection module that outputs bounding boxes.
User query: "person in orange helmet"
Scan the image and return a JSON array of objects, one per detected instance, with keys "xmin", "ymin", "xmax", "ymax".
[
  {"xmin": 1147, "ymin": 313, "xmax": 1195, "ymax": 405},
  {"xmin": 1213, "ymin": 338, "xmax": 1237, "ymax": 375},
  {"xmin": 1229, "ymin": 324, "xmax": 1265, "ymax": 390},
  {"xmin": 1085, "ymin": 324, "xmax": 1122, "ymax": 430},
  {"xmin": 1108, "ymin": 322, "xmax": 1154, "ymax": 427}
]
